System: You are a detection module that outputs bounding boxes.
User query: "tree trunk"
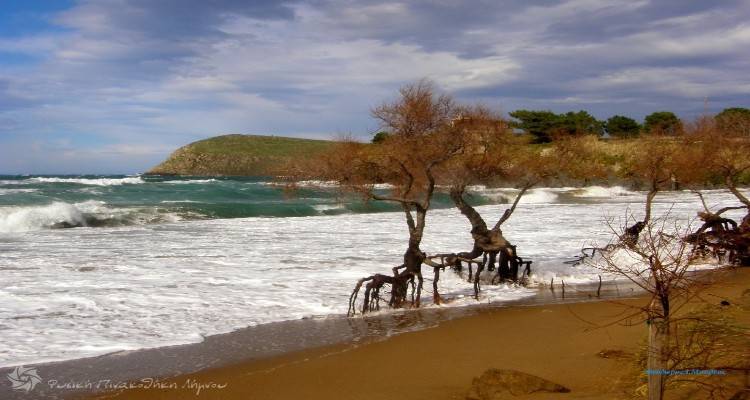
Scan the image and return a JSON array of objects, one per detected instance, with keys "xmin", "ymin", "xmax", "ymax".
[
  {"xmin": 644, "ymin": 186, "xmax": 658, "ymax": 225},
  {"xmin": 509, "ymin": 248, "xmax": 519, "ymax": 282},
  {"xmin": 497, "ymin": 249, "xmax": 510, "ymax": 281},
  {"xmin": 450, "ymin": 187, "xmax": 489, "ymax": 233},
  {"xmin": 740, "ymin": 213, "xmax": 750, "ymax": 233},
  {"xmin": 487, "ymin": 250, "xmax": 497, "ymax": 272},
  {"xmin": 648, "ymin": 314, "xmax": 668, "ymax": 400},
  {"xmin": 399, "ymin": 245, "xmax": 424, "ymax": 306},
  {"xmin": 647, "ymin": 267, "xmax": 670, "ymax": 400}
]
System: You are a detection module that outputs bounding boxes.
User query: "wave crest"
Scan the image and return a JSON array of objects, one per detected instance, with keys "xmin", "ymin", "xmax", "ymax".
[
  {"xmin": 26, "ymin": 177, "xmax": 145, "ymax": 186},
  {"xmin": 0, "ymin": 201, "xmax": 185, "ymax": 233},
  {"xmin": 572, "ymin": 185, "xmax": 636, "ymax": 198},
  {"xmin": 467, "ymin": 186, "xmax": 560, "ymax": 204}
]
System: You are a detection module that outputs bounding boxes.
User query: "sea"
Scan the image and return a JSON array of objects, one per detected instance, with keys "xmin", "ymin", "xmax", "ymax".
[{"xmin": 0, "ymin": 175, "xmax": 744, "ymax": 368}]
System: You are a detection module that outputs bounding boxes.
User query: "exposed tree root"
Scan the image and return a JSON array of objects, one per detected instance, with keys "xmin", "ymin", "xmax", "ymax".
[
  {"xmin": 347, "ymin": 272, "xmax": 414, "ymax": 316},
  {"xmin": 687, "ymin": 225, "xmax": 750, "ymax": 266},
  {"xmin": 432, "ymin": 265, "xmax": 442, "ymax": 305},
  {"xmin": 684, "ymin": 200, "xmax": 750, "ymax": 266},
  {"xmin": 447, "ymin": 185, "xmax": 534, "ymax": 298},
  {"xmin": 492, "ymin": 245, "xmax": 533, "ymax": 284}
]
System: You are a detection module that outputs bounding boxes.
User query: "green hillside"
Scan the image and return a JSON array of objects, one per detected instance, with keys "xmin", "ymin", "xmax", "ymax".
[{"xmin": 148, "ymin": 134, "xmax": 336, "ymax": 176}]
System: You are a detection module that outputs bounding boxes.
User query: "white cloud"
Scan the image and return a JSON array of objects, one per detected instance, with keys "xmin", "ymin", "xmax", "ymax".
[{"xmin": 0, "ymin": 0, "xmax": 749, "ymax": 173}]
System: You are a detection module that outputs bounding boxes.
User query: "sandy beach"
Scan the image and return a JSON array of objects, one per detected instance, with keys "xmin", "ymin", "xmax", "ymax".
[{"xmin": 82, "ymin": 268, "xmax": 749, "ymax": 400}]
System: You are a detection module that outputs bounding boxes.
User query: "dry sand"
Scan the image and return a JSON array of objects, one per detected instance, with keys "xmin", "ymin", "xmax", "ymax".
[{"xmin": 87, "ymin": 268, "xmax": 750, "ymax": 400}]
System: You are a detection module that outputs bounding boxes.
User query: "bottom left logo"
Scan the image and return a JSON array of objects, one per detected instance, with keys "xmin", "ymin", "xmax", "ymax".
[{"xmin": 7, "ymin": 366, "xmax": 42, "ymax": 392}]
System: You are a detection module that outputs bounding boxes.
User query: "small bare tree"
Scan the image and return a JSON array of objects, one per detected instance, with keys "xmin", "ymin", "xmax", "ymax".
[{"xmin": 591, "ymin": 214, "xmax": 746, "ymax": 400}]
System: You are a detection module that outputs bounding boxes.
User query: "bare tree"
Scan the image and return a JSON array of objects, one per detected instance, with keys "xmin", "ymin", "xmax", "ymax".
[
  {"xmin": 434, "ymin": 106, "xmax": 540, "ymax": 294},
  {"xmin": 445, "ymin": 131, "xmax": 609, "ymax": 294},
  {"xmin": 312, "ymin": 80, "xmax": 464, "ymax": 314},
  {"xmin": 591, "ymin": 215, "xmax": 746, "ymax": 400}
]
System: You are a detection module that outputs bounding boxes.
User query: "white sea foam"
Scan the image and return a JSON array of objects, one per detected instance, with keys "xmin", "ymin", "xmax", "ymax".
[
  {"xmin": 26, "ymin": 177, "xmax": 145, "ymax": 186},
  {"xmin": 470, "ymin": 186, "xmax": 561, "ymax": 204},
  {"xmin": 0, "ymin": 201, "xmax": 184, "ymax": 233},
  {"xmin": 0, "ymin": 188, "xmax": 744, "ymax": 367},
  {"xmin": 0, "ymin": 202, "xmax": 87, "ymax": 232},
  {"xmin": 162, "ymin": 179, "xmax": 217, "ymax": 184},
  {"xmin": 293, "ymin": 180, "xmax": 340, "ymax": 187},
  {"xmin": 0, "ymin": 188, "xmax": 38, "ymax": 195},
  {"xmin": 291, "ymin": 180, "xmax": 394, "ymax": 190},
  {"xmin": 572, "ymin": 185, "xmax": 637, "ymax": 198},
  {"xmin": 312, "ymin": 204, "xmax": 347, "ymax": 213},
  {"xmin": 519, "ymin": 188, "xmax": 559, "ymax": 204}
]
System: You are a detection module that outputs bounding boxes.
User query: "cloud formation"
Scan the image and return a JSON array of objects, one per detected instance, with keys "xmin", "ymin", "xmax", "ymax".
[{"xmin": 0, "ymin": 0, "xmax": 748, "ymax": 173}]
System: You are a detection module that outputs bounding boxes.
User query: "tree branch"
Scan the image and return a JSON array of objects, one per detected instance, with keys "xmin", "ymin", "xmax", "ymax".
[
  {"xmin": 715, "ymin": 205, "xmax": 748, "ymax": 216},
  {"xmin": 401, "ymin": 203, "xmax": 416, "ymax": 234},
  {"xmin": 370, "ymin": 193, "xmax": 421, "ymax": 208},
  {"xmin": 423, "ymin": 144, "xmax": 462, "ymax": 210},
  {"xmin": 725, "ymin": 175, "xmax": 750, "ymax": 207},
  {"xmin": 494, "ymin": 182, "xmax": 533, "ymax": 229},
  {"xmin": 393, "ymin": 158, "xmax": 415, "ymax": 199},
  {"xmin": 692, "ymin": 190, "xmax": 710, "ymax": 213}
]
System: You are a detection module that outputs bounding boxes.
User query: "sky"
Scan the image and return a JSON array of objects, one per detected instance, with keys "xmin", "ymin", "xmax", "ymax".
[{"xmin": 0, "ymin": 0, "xmax": 749, "ymax": 174}]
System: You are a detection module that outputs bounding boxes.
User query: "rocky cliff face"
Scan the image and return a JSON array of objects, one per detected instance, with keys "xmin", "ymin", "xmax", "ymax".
[{"xmin": 149, "ymin": 145, "xmax": 270, "ymax": 176}]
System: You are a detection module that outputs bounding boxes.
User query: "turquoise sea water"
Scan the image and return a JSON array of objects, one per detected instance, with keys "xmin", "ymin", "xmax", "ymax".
[{"xmin": 0, "ymin": 175, "xmax": 485, "ymax": 231}]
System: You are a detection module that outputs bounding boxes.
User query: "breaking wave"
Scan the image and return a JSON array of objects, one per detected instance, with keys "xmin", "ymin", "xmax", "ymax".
[
  {"xmin": 467, "ymin": 185, "xmax": 642, "ymax": 204},
  {"xmin": 571, "ymin": 185, "xmax": 637, "ymax": 198},
  {"xmin": 467, "ymin": 186, "xmax": 561, "ymax": 204},
  {"xmin": 312, "ymin": 204, "xmax": 348, "ymax": 215},
  {"xmin": 520, "ymin": 188, "xmax": 560, "ymax": 204},
  {"xmin": 0, "ymin": 201, "xmax": 186, "ymax": 233}
]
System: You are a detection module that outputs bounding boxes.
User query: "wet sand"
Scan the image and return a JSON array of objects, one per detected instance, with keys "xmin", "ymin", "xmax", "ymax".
[{"xmin": 82, "ymin": 268, "xmax": 750, "ymax": 400}]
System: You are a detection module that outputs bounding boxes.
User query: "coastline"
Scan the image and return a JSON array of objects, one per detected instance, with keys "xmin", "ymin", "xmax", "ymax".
[
  {"xmin": 0, "ymin": 278, "xmax": 641, "ymax": 400},
  {"xmin": 52, "ymin": 268, "xmax": 750, "ymax": 399},
  {"xmin": 76, "ymin": 268, "xmax": 750, "ymax": 400}
]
